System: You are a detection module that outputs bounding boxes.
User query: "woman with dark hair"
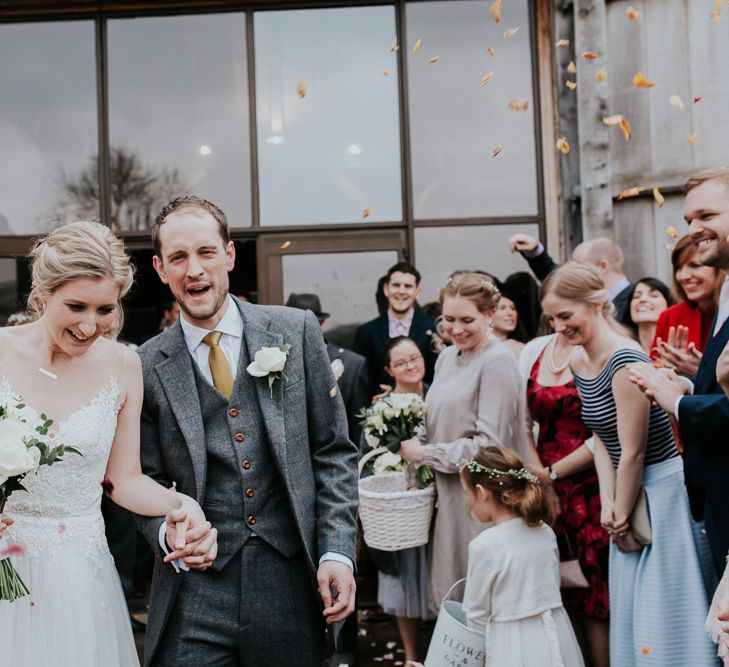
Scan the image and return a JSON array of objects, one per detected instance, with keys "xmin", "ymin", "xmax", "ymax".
[
  {"xmin": 620, "ymin": 278, "xmax": 674, "ymax": 354},
  {"xmin": 492, "ymin": 288, "xmax": 527, "ymax": 359},
  {"xmin": 504, "ymin": 271, "xmax": 542, "ymax": 341},
  {"xmin": 651, "ymin": 234, "xmax": 722, "ymax": 375}
]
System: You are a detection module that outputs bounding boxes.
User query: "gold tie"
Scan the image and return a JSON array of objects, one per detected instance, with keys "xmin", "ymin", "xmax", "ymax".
[{"xmin": 203, "ymin": 331, "xmax": 234, "ymax": 399}]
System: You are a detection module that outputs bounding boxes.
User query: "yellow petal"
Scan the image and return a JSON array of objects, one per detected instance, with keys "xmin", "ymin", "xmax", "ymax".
[
  {"xmin": 716, "ymin": 0, "xmax": 723, "ymax": 10},
  {"xmin": 492, "ymin": 145, "xmax": 503, "ymax": 157},
  {"xmin": 481, "ymin": 71, "xmax": 495, "ymax": 86},
  {"xmin": 669, "ymin": 94, "xmax": 685, "ymax": 111},
  {"xmin": 617, "ymin": 187, "xmax": 643, "ymax": 200},
  {"xmin": 603, "ymin": 115, "xmax": 632, "ymax": 141},
  {"xmin": 296, "ymin": 82, "xmax": 306, "ymax": 98},
  {"xmin": 508, "ymin": 99, "xmax": 529, "ymax": 112},
  {"xmin": 581, "ymin": 51, "xmax": 599, "ymax": 59},
  {"xmin": 428, "ymin": 56, "xmax": 439, "ymax": 64},
  {"xmin": 653, "ymin": 188, "xmax": 665, "ymax": 207},
  {"xmin": 361, "ymin": 208, "xmax": 371, "ymax": 218},
  {"xmin": 687, "ymin": 132, "xmax": 698, "ymax": 145},
  {"xmin": 412, "ymin": 38, "xmax": 422, "ymax": 54},
  {"xmin": 279, "ymin": 240, "xmax": 292, "ymax": 250},
  {"xmin": 595, "ymin": 70, "xmax": 607, "ymax": 83},
  {"xmin": 567, "ymin": 61, "xmax": 577, "ymax": 73},
  {"xmin": 555, "ymin": 137, "xmax": 570, "ymax": 154},
  {"xmin": 390, "ymin": 37, "xmax": 399, "ymax": 52},
  {"xmin": 503, "ymin": 27, "xmax": 520, "ymax": 39},
  {"xmin": 556, "ymin": 39, "xmax": 570, "ymax": 48},
  {"xmin": 632, "ymin": 72, "xmax": 656, "ymax": 88},
  {"xmin": 487, "ymin": 47, "xmax": 495, "ymax": 57},
  {"xmin": 565, "ymin": 80, "xmax": 577, "ymax": 90},
  {"xmin": 627, "ymin": 6, "xmax": 641, "ymax": 20},
  {"xmin": 666, "ymin": 225, "xmax": 680, "ymax": 239},
  {"xmin": 383, "ymin": 71, "xmax": 391, "ymax": 77},
  {"xmin": 489, "ymin": 0, "xmax": 503, "ymax": 23}
]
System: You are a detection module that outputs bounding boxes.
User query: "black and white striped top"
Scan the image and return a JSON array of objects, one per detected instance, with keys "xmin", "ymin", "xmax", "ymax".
[{"xmin": 572, "ymin": 348, "xmax": 678, "ymax": 468}]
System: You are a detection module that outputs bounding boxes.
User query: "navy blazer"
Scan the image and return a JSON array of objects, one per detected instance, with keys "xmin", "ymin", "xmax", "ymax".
[
  {"xmin": 352, "ymin": 310, "xmax": 436, "ymax": 396},
  {"xmin": 678, "ymin": 313, "xmax": 729, "ymax": 572}
]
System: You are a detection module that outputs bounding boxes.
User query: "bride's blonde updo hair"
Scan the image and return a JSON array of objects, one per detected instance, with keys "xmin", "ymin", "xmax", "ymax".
[
  {"xmin": 439, "ymin": 271, "xmax": 501, "ymax": 313},
  {"xmin": 26, "ymin": 221, "xmax": 134, "ymax": 328}
]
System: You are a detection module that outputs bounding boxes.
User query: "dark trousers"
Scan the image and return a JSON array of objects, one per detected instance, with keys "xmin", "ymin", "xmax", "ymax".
[{"xmin": 154, "ymin": 538, "xmax": 325, "ymax": 667}]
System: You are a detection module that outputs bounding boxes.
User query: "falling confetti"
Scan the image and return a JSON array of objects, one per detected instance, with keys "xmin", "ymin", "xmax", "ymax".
[
  {"xmin": 581, "ymin": 51, "xmax": 599, "ymax": 59},
  {"xmin": 627, "ymin": 6, "xmax": 641, "ymax": 20},
  {"xmin": 556, "ymin": 39, "xmax": 570, "ymax": 48},
  {"xmin": 669, "ymin": 95, "xmax": 685, "ymax": 111},
  {"xmin": 487, "ymin": 47, "xmax": 495, "ymax": 56},
  {"xmin": 603, "ymin": 114, "xmax": 632, "ymax": 141},
  {"xmin": 58, "ymin": 523, "xmax": 66, "ymax": 534},
  {"xmin": 694, "ymin": 96, "xmax": 702, "ymax": 104},
  {"xmin": 710, "ymin": 11, "xmax": 721, "ymax": 21},
  {"xmin": 653, "ymin": 188, "xmax": 665, "ymax": 207},
  {"xmin": 555, "ymin": 137, "xmax": 570, "ymax": 154},
  {"xmin": 390, "ymin": 37, "xmax": 399, "ymax": 52},
  {"xmin": 361, "ymin": 208, "xmax": 371, "ymax": 218},
  {"xmin": 386, "ymin": 642, "xmax": 398, "ymax": 650},
  {"xmin": 632, "ymin": 72, "xmax": 656, "ymax": 88},
  {"xmin": 412, "ymin": 38, "xmax": 423, "ymax": 54},
  {"xmin": 666, "ymin": 225, "xmax": 680, "ymax": 239},
  {"xmin": 383, "ymin": 71, "xmax": 391, "ymax": 77},
  {"xmin": 428, "ymin": 56, "xmax": 440, "ymax": 64},
  {"xmin": 279, "ymin": 241, "xmax": 292, "ymax": 250},
  {"xmin": 492, "ymin": 145, "xmax": 503, "ymax": 157},
  {"xmin": 640, "ymin": 646, "xmax": 653, "ymax": 656},
  {"xmin": 481, "ymin": 71, "xmax": 494, "ymax": 86},
  {"xmin": 503, "ymin": 27, "xmax": 520, "ymax": 39},
  {"xmin": 617, "ymin": 187, "xmax": 643, "ymax": 200},
  {"xmin": 508, "ymin": 99, "xmax": 529, "ymax": 112},
  {"xmin": 687, "ymin": 132, "xmax": 698, "ymax": 144},
  {"xmin": 567, "ymin": 61, "xmax": 577, "ymax": 73},
  {"xmin": 297, "ymin": 82, "xmax": 306, "ymax": 99},
  {"xmin": 0, "ymin": 543, "xmax": 25, "ymax": 558},
  {"xmin": 595, "ymin": 70, "xmax": 607, "ymax": 83},
  {"xmin": 490, "ymin": 0, "xmax": 503, "ymax": 23},
  {"xmin": 565, "ymin": 80, "xmax": 577, "ymax": 90}
]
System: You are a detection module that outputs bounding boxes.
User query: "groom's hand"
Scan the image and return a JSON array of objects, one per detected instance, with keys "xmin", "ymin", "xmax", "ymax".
[
  {"xmin": 318, "ymin": 560, "xmax": 356, "ymax": 624},
  {"xmin": 163, "ymin": 508, "xmax": 214, "ymax": 564}
]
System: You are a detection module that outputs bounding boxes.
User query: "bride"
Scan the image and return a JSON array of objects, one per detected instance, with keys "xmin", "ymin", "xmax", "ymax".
[{"xmin": 0, "ymin": 221, "xmax": 214, "ymax": 666}]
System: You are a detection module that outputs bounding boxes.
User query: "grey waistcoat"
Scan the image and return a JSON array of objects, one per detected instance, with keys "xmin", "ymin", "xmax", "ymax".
[{"xmin": 192, "ymin": 362, "xmax": 300, "ymax": 570}]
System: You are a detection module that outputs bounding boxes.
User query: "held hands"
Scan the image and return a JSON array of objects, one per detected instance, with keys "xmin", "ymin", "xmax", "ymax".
[
  {"xmin": 601, "ymin": 502, "xmax": 641, "ymax": 552},
  {"xmin": 398, "ymin": 436, "xmax": 425, "ymax": 464},
  {"xmin": 318, "ymin": 560, "xmax": 356, "ymax": 625},
  {"xmin": 653, "ymin": 325, "xmax": 702, "ymax": 377},
  {"xmin": 164, "ymin": 494, "xmax": 218, "ymax": 571},
  {"xmin": 508, "ymin": 233, "xmax": 540, "ymax": 254}
]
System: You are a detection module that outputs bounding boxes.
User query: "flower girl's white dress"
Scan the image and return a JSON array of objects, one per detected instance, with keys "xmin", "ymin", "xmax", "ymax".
[{"xmin": 0, "ymin": 377, "xmax": 139, "ymax": 666}]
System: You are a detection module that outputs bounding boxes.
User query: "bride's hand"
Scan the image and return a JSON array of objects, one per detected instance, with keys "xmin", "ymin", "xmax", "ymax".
[
  {"xmin": 163, "ymin": 495, "xmax": 218, "ymax": 570},
  {"xmin": 0, "ymin": 514, "xmax": 14, "ymax": 539},
  {"xmin": 398, "ymin": 437, "xmax": 425, "ymax": 464}
]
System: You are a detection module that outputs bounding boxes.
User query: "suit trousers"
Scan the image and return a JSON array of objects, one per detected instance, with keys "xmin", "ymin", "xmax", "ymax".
[{"xmin": 153, "ymin": 537, "xmax": 325, "ymax": 667}]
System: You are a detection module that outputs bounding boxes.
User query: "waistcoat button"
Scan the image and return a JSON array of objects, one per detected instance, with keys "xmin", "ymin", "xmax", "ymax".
[
  {"xmin": 235, "ymin": 433, "xmax": 245, "ymax": 443},
  {"xmin": 246, "ymin": 488, "xmax": 254, "ymax": 498},
  {"xmin": 229, "ymin": 408, "xmax": 239, "ymax": 417},
  {"xmin": 247, "ymin": 515, "xmax": 256, "ymax": 526},
  {"xmin": 242, "ymin": 460, "xmax": 251, "ymax": 470}
]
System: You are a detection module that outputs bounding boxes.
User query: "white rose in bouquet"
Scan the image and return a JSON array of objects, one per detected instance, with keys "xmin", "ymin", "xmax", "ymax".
[
  {"xmin": 247, "ymin": 346, "xmax": 288, "ymax": 376},
  {"xmin": 372, "ymin": 450, "xmax": 406, "ymax": 474},
  {"xmin": 0, "ymin": 419, "xmax": 38, "ymax": 481},
  {"xmin": 364, "ymin": 432, "xmax": 381, "ymax": 449}
]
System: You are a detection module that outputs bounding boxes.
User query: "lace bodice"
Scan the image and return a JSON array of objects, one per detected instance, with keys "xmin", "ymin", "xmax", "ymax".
[{"xmin": 0, "ymin": 376, "xmax": 121, "ymax": 519}]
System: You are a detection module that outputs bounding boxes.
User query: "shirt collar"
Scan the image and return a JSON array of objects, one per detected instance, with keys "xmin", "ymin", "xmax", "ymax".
[
  {"xmin": 388, "ymin": 309, "xmax": 414, "ymax": 330},
  {"xmin": 608, "ymin": 275, "xmax": 631, "ymax": 301},
  {"xmin": 179, "ymin": 294, "xmax": 243, "ymax": 355}
]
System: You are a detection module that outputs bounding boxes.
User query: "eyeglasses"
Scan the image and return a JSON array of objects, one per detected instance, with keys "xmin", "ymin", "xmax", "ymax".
[{"xmin": 390, "ymin": 354, "xmax": 424, "ymax": 371}]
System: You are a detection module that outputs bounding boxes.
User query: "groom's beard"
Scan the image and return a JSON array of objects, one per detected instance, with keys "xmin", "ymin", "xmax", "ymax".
[{"xmin": 177, "ymin": 284, "xmax": 229, "ymax": 324}]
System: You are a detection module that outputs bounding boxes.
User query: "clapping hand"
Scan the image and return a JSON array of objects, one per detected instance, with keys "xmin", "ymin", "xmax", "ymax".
[
  {"xmin": 163, "ymin": 494, "xmax": 218, "ymax": 571},
  {"xmin": 653, "ymin": 325, "xmax": 702, "ymax": 377},
  {"xmin": 628, "ymin": 362, "xmax": 688, "ymax": 414},
  {"xmin": 318, "ymin": 560, "xmax": 356, "ymax": 624}
]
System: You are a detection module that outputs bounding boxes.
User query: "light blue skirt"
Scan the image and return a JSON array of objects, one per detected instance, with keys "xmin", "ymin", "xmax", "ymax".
[{"xmin": 609, "ymin": 456, "xmax": 719, "ymax": 666}]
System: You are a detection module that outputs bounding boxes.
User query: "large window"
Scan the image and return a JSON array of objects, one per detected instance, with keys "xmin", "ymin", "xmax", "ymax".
[
  {"xmin": 255, "ymin": 6, "xmax": 402, "ymax": 226},
  {"xmin": 108, "ymin": 13, "xmax": 251, "ymax": 231},
  {"xmin": 0, "ymin": 21, "xmax": 97, "ymax": 235}
]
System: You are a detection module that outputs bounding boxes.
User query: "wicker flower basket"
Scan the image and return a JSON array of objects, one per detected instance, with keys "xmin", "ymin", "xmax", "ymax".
[{"xmin": 358, "ymin": 447, "xmax": 436, "ymax": 552}]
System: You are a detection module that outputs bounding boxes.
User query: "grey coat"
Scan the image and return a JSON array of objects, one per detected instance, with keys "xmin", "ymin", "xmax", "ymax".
[{"xmin": 135, "ymin": 299, "xmax": 359, "ymax": 662}]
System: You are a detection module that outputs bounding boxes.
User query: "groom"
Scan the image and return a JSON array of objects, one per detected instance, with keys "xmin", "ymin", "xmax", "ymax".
[{"xmin": 136, "ymin": 196, "xmax": 359, "ymax": 666}]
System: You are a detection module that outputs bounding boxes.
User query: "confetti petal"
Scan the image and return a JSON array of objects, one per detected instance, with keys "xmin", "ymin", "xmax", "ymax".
[
  {"xmin": 503, "ymin": 27, "xmax": 520, "ymax": 39},
  {"xmin": 653, "ymin": 188, "xmax": 665, "ymax": 207},
  {"xmin": 567, "ymin": 61, "xmax": 577, "ymax": 73},
  {"xmin": 595, "ymin": 70, "xmax": 607, "ymax": 83},
  {"xmin": 428, "ymin": 56, "xmax": 439, "ymax": 64},
  {"xmin": 556, "ymin": 39, "xmax": 570, "ymax": 48},
  {"xmin": 0, "ymin": 543, "xmax": 25, "ymax": 558},
  {"xmin": 297, "ymin": 82, "xmax": 306, "ymax": 99},
  {"xmin": 489, "ymin": 0, "xmax": 503, "ymax": 23},
  {"xmin": 603, "ymin": 115, "xmax": 632, "ymax": 141},
  {"xmin": 565, "ymin": 80, "xmax": 577, "ymax": 90},
  {"xmin": 669, "ymin": 95, "xmax": 685, "ymax": 111},
  {"xmin": 627, "ymin": 6, "xmax": 641, "ymax": 20},
  {"xmin": 632, "ymin": 72, "xmax": 656, "ymax": 88},
  {"xmin": 383, "ymin": 71, "xmax": 391, "ymax": 77},
  {"xmin": 617, "ymin": 187, "xmax": 643, "ymax": 200},
  {"xmin": 508, "ymin": 99, "xmax": 529, "ymax": 112},
  {"xmin": 640, "ymin": 646, "xmax": 652, "ymax": 656},
  {"xmin": 556, "ymin": 137, "xmax": 570, "ymax": 154},
  {"xmin": 710, "ymin": 12, "xmax": 721, "ymax": 22},
  {"xmin": 386, "ymin": 642, "xmax": 397, "ymax": 650},
  {"xmin": 279, "ymin": 241, "xmax": 292, "ymax": 250},
  {"xmin": 481, "ymin": 71, "xmax": 494, "ymax": 86},
  {"xmin": 666, "ymin": 225, "xmax": 680, "ymax": 239},
  {"xmin": 687, "ymin": 132, "xmax": 698, "ymax": 145},
  {"xmin": 487, "ymin": 47, "xmax": 495, "ymax": 57},
  {"xmin": 581, "ymin": 51, "xmax": 599, "ymax": 59},
  {"xmin": 694, "ymin": 96, "xmax": 702, "ymax": 104},
  {"xmin": 329, "ymin": 386, "xmax": 338, "ymax": 398},
  {"xmin": 492, "ymin": 145, "xmax": 503, "ymax": 157},
  {"xmin": 58, "ymin": 523, "xmax": 66, "ymax": 534},
  {"xmin": 390, "ymin": 37, "xmax": 399, "ymax": 52},
  {"xmin": 361, "ymin": 208, "xmax": 371, "ymax": 218},
  {"xmin": 412, "ymin": 38, "xmax": 423, "ymax": 54}
]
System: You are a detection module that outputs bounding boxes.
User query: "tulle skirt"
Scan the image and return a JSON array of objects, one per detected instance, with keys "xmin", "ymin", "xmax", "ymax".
[{"xmin": 0, "ymin": 511, "xmax": 139, "ymax": 667}]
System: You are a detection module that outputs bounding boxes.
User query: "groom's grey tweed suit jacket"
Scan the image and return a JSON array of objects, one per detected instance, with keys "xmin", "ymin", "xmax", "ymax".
[{"xmin": 135, "ymin": 298, "xmax": 359, "ymax": 664}]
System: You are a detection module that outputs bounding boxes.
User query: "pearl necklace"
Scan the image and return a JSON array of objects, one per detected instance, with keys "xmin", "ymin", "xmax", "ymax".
[{"xmin": 545, "ymin": 336, "xmax": 572, "ymax": 375}]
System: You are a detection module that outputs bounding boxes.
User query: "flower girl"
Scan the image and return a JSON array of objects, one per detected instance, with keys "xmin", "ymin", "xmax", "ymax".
[{"xmin": 460, "ymin": 446, "xmax": 585, "ymax": 667}]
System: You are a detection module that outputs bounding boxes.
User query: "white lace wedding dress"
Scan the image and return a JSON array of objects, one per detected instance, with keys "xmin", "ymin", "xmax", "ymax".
[{"xmin": 0, "ymin": 376, "xmax": 139, "ymax": 666}]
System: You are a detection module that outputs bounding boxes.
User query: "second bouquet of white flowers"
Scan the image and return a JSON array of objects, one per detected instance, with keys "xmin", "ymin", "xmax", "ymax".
[{"xmin": 358, "ymin": 393, "xmax": 434, "ymax": 488}]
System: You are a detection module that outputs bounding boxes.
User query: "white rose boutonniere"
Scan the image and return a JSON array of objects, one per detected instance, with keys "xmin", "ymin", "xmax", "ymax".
[
  {"xmin": 331, "ymin": 359, "xmax": 344, "ymax": 381},
  {"xmin": 247, "ymin": 344, "xmax": 291, "ymax": 396}
]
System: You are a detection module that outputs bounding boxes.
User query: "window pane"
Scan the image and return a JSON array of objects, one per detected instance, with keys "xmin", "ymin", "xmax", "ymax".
[
  {"xmin": 414, "ymin": 224, "xmax": 540, "ymax": 303},
  {"xmin": 0, "ymin": 258, "xmax": 21, "ymax": 325},
  {"xmin": 255, "ymin": 7, "xmax": 402, "ymax": 226},
  {"xmin": 108, "ymin": 13, "xmax": 250, "ymax": 231},
  {"xmin": 282, "ymin": 250, "xmax": 398, "ymax": 345},
  {"xmin": 0, "ymin": 21, "xmax": 97, "ymax": 235},
  {"xmin": 407, "ymin": 0, "xmax": 539, "ymax": 219}
]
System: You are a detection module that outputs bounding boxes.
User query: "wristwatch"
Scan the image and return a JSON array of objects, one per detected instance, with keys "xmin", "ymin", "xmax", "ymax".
[{"xmin": 548, "ymin": 466, "xmax": 559, "ymax": 482}]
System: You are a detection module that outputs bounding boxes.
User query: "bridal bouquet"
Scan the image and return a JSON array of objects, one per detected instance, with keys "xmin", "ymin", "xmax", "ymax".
[
  {"xmin": 358, "ymin": 393, "xmax": 434, "ymax": 488},
  {"xmin": 0, "ymin": 399, "xmax": 81, "ymax": 601}
]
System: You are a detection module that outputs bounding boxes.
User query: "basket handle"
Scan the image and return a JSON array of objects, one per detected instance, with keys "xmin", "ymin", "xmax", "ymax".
[
  {"xmin": 441, "ymin": 578, "xmax": 467, "ymax": 606},
  {"xmin": 358, "ymin": 446, "xmax": 390, "ymax": 477}
]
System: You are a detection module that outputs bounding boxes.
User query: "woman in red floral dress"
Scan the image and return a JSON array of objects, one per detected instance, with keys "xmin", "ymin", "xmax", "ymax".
[{"xmin": 520, "ymin": 333, "xmax": 610, "ymax": 667}]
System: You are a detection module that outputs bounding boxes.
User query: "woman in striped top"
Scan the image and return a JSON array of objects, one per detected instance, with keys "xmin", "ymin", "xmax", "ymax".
[{"xmin": 540, "ymin": 262, "xmax": 717, "ymax": 666}]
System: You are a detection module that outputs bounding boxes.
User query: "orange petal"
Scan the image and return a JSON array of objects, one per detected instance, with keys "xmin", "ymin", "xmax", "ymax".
[
  {"xmin": 669, "ymin": 94, "xmax": 685, "ymax": 111},
  {"xmin": 595, "ymin": 70, "xmax": 607, "ymax": 83},
  {"xmin": 581, "ymin": 51, "xmax": 599, "ymax": 59},
  {"xmin": 361, "ymin": 208, "xmax": 371, "ymax": 218},
  {"xmin": 383, "ymin": 71, "xmax": 391, "ymax": 77},
  {"xmin": 603, "ymin": 115, "xmax": 632, "ymax": 141},
  {"xmin": 617, "ymin": 187, "xmax": 643, "ymax": 200},
  {"xmin": 508, "ymin": 99, "xmax": 530, "ymax": 112},
  {"xmin": 653, "ymin": 188, "xmax": 665, "ymax": 207},
  {"xmin": 280, "ymin": 241, "xmax": 292, "ymax": 250},
  {"xmin": 567, "ymin": 61, "xmax": 577, "ymax": 73},
  {"xmin": 555, "ymin": 137, "xmax": 570, "ymax": 154},
  {"xmin": 487, "ymin": 47, "xmax": 495, "ymax": 57},
  {"xmin": 710, "ymin": 11, "xmax": 721, "ymax": 21},
  {"xmin": 565, "ymin": 80, "xmax": 577, "ymax": 90},
  {"xmin": 489, "ymin": 0, "xmax": 503, "ymax": 23},
  {"xmin": 640, "ymin": 646, "xmax": 652, "ymax": 656},
  {"xmin": 296, "ymin": 82, "xmax": 306, "ymax": 98},
  {"xmin": 666, "ymin": 225, "xmax": 680, "ymax": 239},
  {"xmin": 428, "ymin": 56, "xmax": 439, "ymax": 64},
  {"xmin": 481, "ymin": 71, "xmax": 495, "ymax": 86},
  {"xmin": 390, "ymin": 37, "xmax": 399, "ymax": 52},
  {"xmin": 556, "ymin": 39, "xmax": 570, "ymax": 48},
  {"xmin": 632, "ymin": 72, "xmax": 656, "ymax": 88},
  {"xmin": 492, "ymin": 145, "xmax": 503, "ymax": 157},
  {"xmin": 412, "ymin": 38, "xmax": 423, "ymax": 54},
  {"xmin": 503, "ymin": 27, "xmax": 520, "ymax": 39},
  {"xmin": 687, "ymin": 132, "xmax": 698, "ymax": 144},
  {"xmin": 627, "ymin": 6, "xmax": 641, "ymax": 19}
]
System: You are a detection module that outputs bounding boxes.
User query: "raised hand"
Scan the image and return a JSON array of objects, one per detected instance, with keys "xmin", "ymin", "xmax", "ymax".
[
  {"xmin": 318, "ymin": 560, "xmax": 356, "ymax": 625},
  {"xmin": 653, "ymin": 325, "xmax": 702, "ymax": 376},
  {"xmin": 508, "ymin": 233, "xmax": 540, "ymax": 254}
]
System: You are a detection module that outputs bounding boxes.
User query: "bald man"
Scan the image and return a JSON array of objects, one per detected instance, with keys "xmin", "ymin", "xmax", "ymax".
[{"xmin": 508, "ymin": 233, "xmax": 633, "ymax": 320}]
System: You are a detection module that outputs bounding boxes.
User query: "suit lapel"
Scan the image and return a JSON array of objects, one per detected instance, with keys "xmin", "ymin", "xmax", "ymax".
[
  {"xmin": 696, "ymin": 312, "xmax": 729, "ymax": 393},
  {"xmin": 155, "ymin": 323, "xmax": 207, "ymax": 500}
]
